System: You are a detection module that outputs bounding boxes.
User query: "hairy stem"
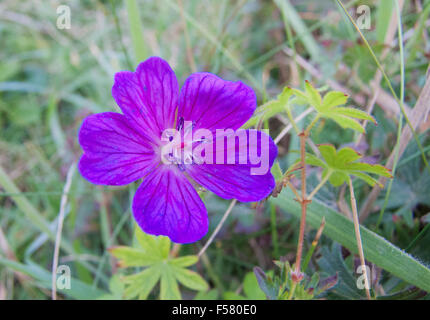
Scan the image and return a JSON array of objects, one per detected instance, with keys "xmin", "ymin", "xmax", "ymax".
[
  {"xmin": 348, "ymin": 177, "xmax": 371, "ymax": 300},
  {"xmin": 294, "ymin": 131, "xmax": 310, "ymax": 276},
  {"xmin": 302, "ymin": 217, "xmax": 325, "ymax": 273}
]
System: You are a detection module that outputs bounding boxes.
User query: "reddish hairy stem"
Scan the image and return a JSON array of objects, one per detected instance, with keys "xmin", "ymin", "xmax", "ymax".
[{"xmin": 294, "ymin": 131, "xmax": 310, "ymax": 277}]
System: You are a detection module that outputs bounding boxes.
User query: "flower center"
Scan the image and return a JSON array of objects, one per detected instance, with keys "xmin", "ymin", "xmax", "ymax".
[{"xmin": 160, "ymin": 118, "xmax": 208, "ymax": 169}]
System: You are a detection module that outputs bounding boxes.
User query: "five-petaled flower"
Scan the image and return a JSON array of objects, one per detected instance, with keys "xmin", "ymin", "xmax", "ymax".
[{"xmin": 78, "ymin": 57, "xmax": 277, "ymax": 243}]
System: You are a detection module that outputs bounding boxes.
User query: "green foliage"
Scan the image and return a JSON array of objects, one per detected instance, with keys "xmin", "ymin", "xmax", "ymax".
[
  {"xmin": 109, "ymin": 227, "xmax": 208, "ymax": 300},
  {"xmin": 317, "ymin": 244, "xmax": 367, "ymax": 299},
  {"xmin": 304, "ymin": 144, "xmax": 393, "ymax": 187},
  {"xmin": 291, "ymin": 81, "xmax": 376, "ymax": 133},
  {"xmin": 270, "ymin": 188, "xmax": 430, "ymax": 293},
  {"xmin": 252, "ymin": 260, "xmax": 337, "ymax": 300}
]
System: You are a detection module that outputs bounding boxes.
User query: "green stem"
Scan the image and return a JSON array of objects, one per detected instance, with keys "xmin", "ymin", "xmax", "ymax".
[
  {"xmin": 305, "ymin": 114, "xmax": 321, "ymax": 136},
  {"xmin": 348, "ymin": 177, "xmax": 371, "ymax": 300},
  {"xmin": 285, "ymin": 104, "xmax": 301, "ymax": 134},
  {"xmin": 308, "ymin": 170, "xmax": 331, "ymax": 200},
  {"xmin": 288, "ymin": 281, "xmax": 297, "ymax": 300}
]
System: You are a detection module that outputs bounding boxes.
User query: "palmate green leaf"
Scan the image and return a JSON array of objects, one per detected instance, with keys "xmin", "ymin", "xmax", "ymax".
[
  {"xmin": 110, "ymin": 226, "xmax": 171, "ymax": 267},
  {"xmin": 270, "ymin": 189, "xmax": 430, "ymax": 293},
  {"xmin": 109, "ymin": 227, "xmax": 208, "ymax": 300},
  {"xmin": 305, "ymin": 144, "xmax": 392, "ymax": 187},
  {"xmin": 291, "ymin": 82, "xmax": 376, "ymax": 132}
]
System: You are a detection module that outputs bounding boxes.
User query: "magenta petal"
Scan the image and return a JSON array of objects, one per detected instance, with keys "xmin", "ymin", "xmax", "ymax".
[
  {"xmin": 187, "ymin": 130, "xmax": 277, "ymax": 202},
  {"xmin": 78, "ymin": 112, "xmax": 158, "ymax": 186},
  {"xmin": 132, "ymin": 166, "xmax": 209, "ymax": 244},
  {"xmin": 112, "ymin": 57, "xmax": 179, "ymax": 141},
  {"xmin": 178, "ymin": 73, "xmax": 256, "ymax": 132}
]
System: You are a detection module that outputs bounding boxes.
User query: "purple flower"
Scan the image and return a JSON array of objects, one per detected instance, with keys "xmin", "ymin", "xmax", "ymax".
[{"xmin": 78, "ymin": 57, "xmax": 277, "ymax": 243}]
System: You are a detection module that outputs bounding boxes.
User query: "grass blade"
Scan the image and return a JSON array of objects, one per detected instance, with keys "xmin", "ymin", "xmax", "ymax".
[{"xmin": 125, "ymin": 0, "xmax": 148, "ymax": 64}]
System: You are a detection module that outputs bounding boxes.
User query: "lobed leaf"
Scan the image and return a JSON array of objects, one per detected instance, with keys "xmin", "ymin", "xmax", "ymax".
[
  {"xmin": 108, "ymin": 246, "xmax": 159, "ymax": 267},
  {"xmin": 305, "ymin": 144, "xmax": 393, "ymax": 187},
  {"xmin": 122, "ymin": 266, "xmax": 161, "ymax": 300},
  {"xmin": 321, "ymin": 91, "xmax": 348, "ymax": 110},
  {"xmin": 171, "ymin": 266, "xmax": 209, "ymax": 291},
  {"xmin": 160, "ymin": 265, "xmax": 181, "ymax": 300},
  {"xmin": 169, "ymin": 255, "xmax": 198, "ymax": 268}
]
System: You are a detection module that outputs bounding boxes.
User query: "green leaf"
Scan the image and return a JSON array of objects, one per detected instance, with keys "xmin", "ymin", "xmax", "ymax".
[
  {"xmin": 242, "ymin": 87, "xmax": 293, "ymax": 128},
  {"xmin": 304, "ymin": 80, "xmax": 322, "ymax": 109},
  {"xmin": 346, "ymin": 163, "xmax": 393, "ymax": 177},
  {"xmin": 122, "ymin": 266, "xmax": 161, "ymax": 300},
  {"xmin": 172, "ymin": 266, "xmax": 209, "ymax": 291},
  {"xmin": 305, "ymin": 153, "xmax": 328, "ymax": 169},
  {"xmin": 160, "ymin": 265, "xmax": 181, "ymax": 300},
  {"xmin": 253, "ymin": 267, "xmax": 279, "ymax": 300},
  {"xmin": 334, "ymin": 107, "xmax": 376, "ymax": 123},
  {"xmin": 109, "ymin": 246, "xmax": 159, "ymax": 267},
  {"xmin": 321, "ymin": 91, "xmax": 348, "ymax": 110},
  {"xmin": 243, "ymin": 272, "xmax": 266, "ymax": 300},
  {"xmin": 169, "ymin": 255, "xmax": 198, "ymax": 267},
  {"xmin": 109, "ymin": 230, "xmax": 206, "ymax": 300},
  {"xmin": 324, "ymin": 113, "xmax": 365, "ymax": 132},
  {"xmin": 270, "ymin": 188, "xmax": 430, "ymax": 293},
  {"xmin": 135, "ymin": 226, "xmax": 170, "ymax": 259},
  {"xmin": 306, "ymin": 144, "xmax": 392, "ymax": 187},
  {"xmin": 327, "ymin": 170, "xmax": 349, "ymax": 187},
  {"xmin": 291, "ymin": 82, "xmax": 375, "ymax": 132}
]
